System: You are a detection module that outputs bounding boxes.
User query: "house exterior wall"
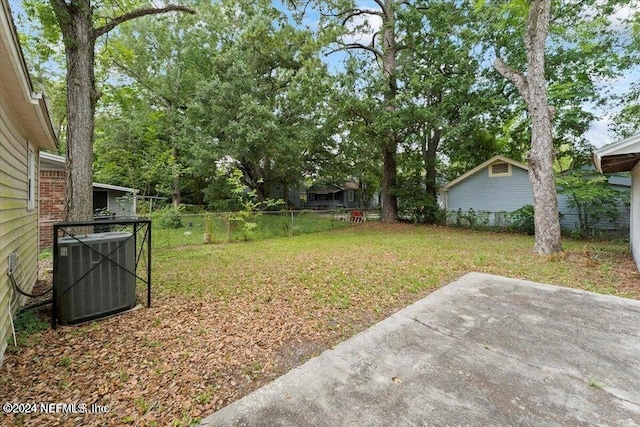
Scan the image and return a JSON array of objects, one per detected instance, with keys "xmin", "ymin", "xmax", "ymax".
[
  {"xmin": 0, "ymin": 89, "xmax": 39, "ymax": 363},
  {"xmin": 556, "ymin": 186, "xmax": 630, "ymax": 233},
  {"xmin": 631, "ymin": 165, "xmax": 640, "ymax": 270},
  {"xmin": 306, "ymin": 190, "xmax": 360, "ymax": 210},
  {"xmin": 445, "ymin": 166, "xmax": 533, "ymax": 213},
  {"xmin": 444, "ymin": 164, "xmax": 630, "ymax": 233},
  {"xmin": 38, "ymin": 169, "xmax": 65, "ymax": 249}
]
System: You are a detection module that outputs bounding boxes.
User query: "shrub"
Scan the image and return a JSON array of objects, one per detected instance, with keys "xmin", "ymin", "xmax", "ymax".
[
  {"xmin": 158, "ymin": 206, "xmax": 184, "ymax": 229},
  {"xmin": 398, "ymin": 190, "xmax": 445, "ymax": 224},
  {"xmin": 509, "ymin": 205, "xmax": 535, "ymax": 235}
]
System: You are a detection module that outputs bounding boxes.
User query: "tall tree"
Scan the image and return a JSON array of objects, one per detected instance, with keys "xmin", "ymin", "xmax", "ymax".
[
  {"xmin": 493, "ymin": 0, "xmax": 561, "ymax": 254},
  {"xmin": 397, "ymin": 0, "xmax": 493, "ymax": 199},
  {"xmin": 187, "ymin": 1, "xmax": 334, "ymax": 206},
  {"xmin": 101, "ymin": 7, "xmax": 207, "ymax": 207},
  {"xmin": 481, "ymin": 0, "xmax": 634, "ymax": 254},
  {"xmin": 33, "ymin": 0, "xmax": 195, "ymax": 221},
  {"xmin": 291, "ymin": 0, "xmax": 404, "ymax": 222}
]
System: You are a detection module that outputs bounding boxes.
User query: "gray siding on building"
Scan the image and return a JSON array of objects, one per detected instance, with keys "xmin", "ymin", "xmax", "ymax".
[
  {"xmin": 446, "ymin": 166, "xmax": 533, "ymax": 213},
  {"xmin": 557, "ymin": 185, "xmax": 630, "ymax": 233},
  {"xmin": 306, "ymin": 191, "xmax": 360, "ymax": 209},
  {"xmin": 107, "ymin": 190, "xmax": 135, "ymax": 217}
]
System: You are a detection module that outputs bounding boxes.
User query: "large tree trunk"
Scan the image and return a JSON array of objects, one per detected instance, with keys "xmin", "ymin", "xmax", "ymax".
[
  {"xmin": 380, "ymin": 0, "xmax": 398, "ymax": 223},
  {"xmin": 381, "ymin": 147, "xmax": 398, "ymax": 221},
  {"xmin": 494, "ymin": 0, "xmax": 561, "ymax": 254},
  {"xmin": 54, "ymin": 1, "xmax": 97, "ymax": 223},
  {"xmin": 527, "ymin": 59, "xmax": 561, "ymax": 254},
  {"xmin": 421, "ymin": 128, "xmax": 440, "ymax": 198},
  {"xmin": 171, "ymin": 146, "xmax": 181, "ymax": 208},
  {"xmin": 50, "ymin": 0, "xmax": 194, "ymax": 224}
]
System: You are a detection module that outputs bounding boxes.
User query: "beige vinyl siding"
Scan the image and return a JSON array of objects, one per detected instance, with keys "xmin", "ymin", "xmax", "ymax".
[
  {"xmin": 631, "ymin": 165, "xmax": 640, "ymax": 271},
  {"xmin": 0, "ymin": 88, "xmax": 39, "ymax": 365}
]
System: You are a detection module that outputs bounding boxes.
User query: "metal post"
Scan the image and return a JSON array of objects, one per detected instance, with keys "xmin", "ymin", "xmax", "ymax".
[
  {"xmin": 52, "ymin": 224, "xmax": 59, "ymax": 330},
  {"xmin": 147, "ymin": 221, "xmax": 152, "ymax": 308}
]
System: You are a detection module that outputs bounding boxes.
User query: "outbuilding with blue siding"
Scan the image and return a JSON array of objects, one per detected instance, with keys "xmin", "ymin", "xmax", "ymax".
[
  {"xmin": 439, "ymin": 156, "xmax": 533, "ymax": 226},
  {"xmin": 439, "ymin": 155, "xmax": 630, "ymax": 233}
]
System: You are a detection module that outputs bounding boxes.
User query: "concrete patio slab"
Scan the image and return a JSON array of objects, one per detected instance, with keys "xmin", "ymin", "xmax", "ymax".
[{"xmin": 199, "ymin": 272, "xmax": 640, "ymax": 426}]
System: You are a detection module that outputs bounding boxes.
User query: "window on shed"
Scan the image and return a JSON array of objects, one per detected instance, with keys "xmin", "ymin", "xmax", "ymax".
[
  {"xmin": 347, "ymin": 190, "xmax": 355, "ymax": 202},
  {"xmin": 27, "ymin": 147, "xmax": 35, "ymax": 210},
  {"xmin": 489, "ymin": 162, "xmax": 511, "ymax": 177}
]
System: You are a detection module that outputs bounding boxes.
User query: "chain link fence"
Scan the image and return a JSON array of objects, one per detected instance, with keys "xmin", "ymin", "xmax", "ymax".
[
  {"xmin": 147, "ymin": 209, "xmax": 379, "ymax": 249},
  {"xmin": 445, "ymin": 209, "xmax": 630, "ymax": 239}
]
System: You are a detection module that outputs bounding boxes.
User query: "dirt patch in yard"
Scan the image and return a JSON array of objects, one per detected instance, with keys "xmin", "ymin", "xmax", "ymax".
[{"xmin": 1, "ymin": 224, "xmax": 638, "ymax": 426}]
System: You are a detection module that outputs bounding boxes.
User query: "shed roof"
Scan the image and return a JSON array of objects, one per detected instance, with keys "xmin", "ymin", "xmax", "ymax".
[
  {"xmin": 93, "ymin": 182, "xmax": 138, "ymax": 194},
  {"xmin": 40, "ymin": 151, "xmax": 65, "ymax": 166},
  {"xmin": 593, "ymin": 133, "xmax": 640, "ymax": 174},
  {"xmin": 439, "ymin": 155, "xmax": 529, "ymax": 192},
  {"xmin": 0, "ymin": 0, "xmax": 57, "ymax": 150}
]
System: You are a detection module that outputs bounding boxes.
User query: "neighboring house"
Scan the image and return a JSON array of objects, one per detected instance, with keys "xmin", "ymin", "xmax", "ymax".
[
  {"xmin": 439, "ymin": 155, "xmax": 630, "ymax": 232},
  {"xmin": 556, "ymin": 171, "xmax": 630, "ymax": 234},
  {"xmin": 0, "ymin": 0, "xmax": 57, "ymax": 363},
  {"xmin": 39, "ymin": 152, "xmax": 137, "ymax": 249},
  {"xmin": 306, "ymin": 181, "xmax": 363, "ymax": 210},
  {"xmin": 594, "ymin": 133, "xmax": 640, "ymax": 271},
  {"xmin": 439, "ymin": 156, "xmax": 533, "ymax": 226}
]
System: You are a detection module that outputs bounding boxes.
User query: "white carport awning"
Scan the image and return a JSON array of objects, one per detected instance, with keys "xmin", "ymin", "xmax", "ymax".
[{"xmin": 593, "ymin": 133, "xmax": 640, "ymax": 174}]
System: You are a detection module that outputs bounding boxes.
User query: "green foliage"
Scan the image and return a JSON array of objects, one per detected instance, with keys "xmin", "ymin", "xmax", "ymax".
[
  {"xmin": 509, "ymin": 205, "xmax": 535, "ymax": 235},
  {"xmin": 557, "ymin": 171, "xmax": 626, "ymax": 237},
  {"xmin": 613, "ymin": 84, "xmax": 640, "ymax": 138},
  {"xmin": 14, "ymin": 311, "xmax": 48, "ymax": 335},
  {"xmin": 475, "ymin": 0, "xmax": 636, "ymax": 165},
  {"xmin": 157, "ymin": 206, "xmax": 184, "ymax": 229},
  {"xmin": 223, "ymin": 169, "xmax": 284, "ymax": 241},
  {"xmin": 405, "ymin": 193, "xmax": 444, "ymax": 225},
  {"xmin": 10, "ymin": 311, "xmax": 49, "ymax": 348},
  {"xmin": 396, "ymin": 182, "xmax": 444, "ymax": 225},
  {"xmin": 39, "ymin": 248, "xmax": 53, "ymax": 260},
  {"xmin": 452, "ymin": 208, "xmax": 490, "ymax": 228}
]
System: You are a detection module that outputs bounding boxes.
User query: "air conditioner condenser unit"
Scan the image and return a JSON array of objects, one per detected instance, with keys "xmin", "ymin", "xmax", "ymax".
[{"xmin": 56, "ymin": 232, "xmax": 136, "ymax": 324}]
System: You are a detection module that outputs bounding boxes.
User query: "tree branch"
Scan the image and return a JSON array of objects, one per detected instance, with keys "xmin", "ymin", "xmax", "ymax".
[
  {"xmin": 372, "ymin": 31, "xmax": 382, "ymax": 49},
  {"xmin": 326, "ymin": 43, "xmax": 383, "ymax": 61},
  {"xmin": 49, "ymin": 0, "xmax": 71, "ymax": 33},
  {"xmin": 339, "ymin": 8, "xmax": 384, "ymax": 26},
  {"xmin": 94, "ymin": 5, "xmax": 196, "ymax": 39},
  {"xmin": 372, "ymin": 0, "xmax": 387, "ymax": 15},
  {"xmin": 494, "ymin": 56, "xmax": 529, "ymax": 102}
]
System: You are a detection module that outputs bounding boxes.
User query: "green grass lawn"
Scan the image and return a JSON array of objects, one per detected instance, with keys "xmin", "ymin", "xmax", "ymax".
[{"xmin": 154, "ymin": 223, "xmax": 639, "ymax": 307}]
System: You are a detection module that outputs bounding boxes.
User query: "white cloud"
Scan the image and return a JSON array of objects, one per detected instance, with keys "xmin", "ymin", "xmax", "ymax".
[
  {"xmin": 341, "ymin": 10, "xmax": 383, "ymax": 46},
  {"xmin": 585, "ymin": 115, "xmax": 615, "ymax": 148}
]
